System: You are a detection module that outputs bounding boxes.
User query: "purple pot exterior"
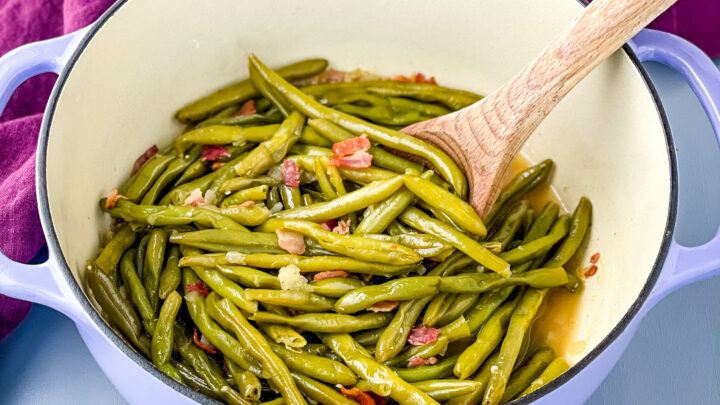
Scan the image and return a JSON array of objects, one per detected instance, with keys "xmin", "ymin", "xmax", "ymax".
[{"xmin": 0, "ymin": 17, "xmax": 719, "ymax": 405}]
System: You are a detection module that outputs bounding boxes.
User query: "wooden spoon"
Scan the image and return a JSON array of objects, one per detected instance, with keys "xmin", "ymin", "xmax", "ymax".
[{"xmin": 402, "ymin": 0, "xmax": 676, "ymax": 217}]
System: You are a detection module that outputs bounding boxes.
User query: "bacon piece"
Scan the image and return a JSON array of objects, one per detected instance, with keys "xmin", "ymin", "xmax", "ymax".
[
  {"xmin": 193, "ymin": 327, "xmax": 217, "ymax": 354},
  {"xmin": 408, "ymin": 325, "xmax": 441, "ymax": 346},
  {"xmin": 584, "ymin": 265, "xmax": 598, "ymax": 278},
  {"xmin": 590, "ymin": 252, "xmax": 601, "ymax": 264},
  {"xmin": 211, "ymin": 162, "xmax": 225, "ymax": 171},
  {"xmin": 105, "ymin": 188, "xmax": 127, "ymax": 209},
  {"xmin": 277, "ymin": 229, "xmax": 306, "ymax": 255},
  {"xmin": 321, "ymin": 219, "xmax": 338, "ymax": 232},
  {"xmin": 184, "ymin": 188, "xmax": 205, "ymax": 206},
  {"xmin": 283, "ymin": 159, "xmax": 301, "ymax": 188},
  {"xmin": 368, "ymin": 300, "xmax": 399, "ymax": 312},
  {"xmin": 407, "ymin": 356, "xmax": 438, "ymax": 368},
  {"xmin": 313, "ymin": 270, "xmax": 352, "ymax": 281},
  {"xmin": 131, "ymin": 145, "xmax": 159, "ymax": 175},
  {"xmin": 202, "ymin": 145, "xmax": 231, "ymax": 162},
  {"xmin": 332, "ymin": 219, "xmax": 351, "ymax": 235},
  {"xmin": 338, "ymin": 386, "xmax": 376, "ymax": 405},
  {"xmin": 328, "ymin": 151, "xmax": 373, "ymax": 168},
  {"xmin": 240, "ymin": 200, "xmax": 255, "ymax": 208},
  {"xmin": 332, "ymin": 135, "xmax": 371, "ymax": 158},
  {"xmin": 186, "ymin": 281, "xmax": 210, "ymax": 296},
  {"xmin": 391, "ymin": 73, "xmax": 437, "ymax": 85},
  {"xmin": 368, "ymin": 392, "xmax": 387, "ymax": 405},
  {"xmin": 233, "ymin": 99, "xmax": 256, "ymax": 116}
]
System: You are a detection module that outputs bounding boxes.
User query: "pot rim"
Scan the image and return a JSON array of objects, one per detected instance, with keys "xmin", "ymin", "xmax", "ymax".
[{"xmin": 34, "ymin": 0, "xmax": 678, "ymax": 403}]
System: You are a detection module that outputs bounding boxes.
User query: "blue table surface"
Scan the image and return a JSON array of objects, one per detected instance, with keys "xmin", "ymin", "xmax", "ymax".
[{"xmin": 2, "ymin": 60, "xmax": 720, "ymax": 405}]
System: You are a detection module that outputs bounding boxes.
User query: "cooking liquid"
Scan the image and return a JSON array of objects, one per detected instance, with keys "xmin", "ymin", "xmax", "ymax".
[{"xmin": 503, "ymin": 156, "xmax": 584, "ymax": 363}]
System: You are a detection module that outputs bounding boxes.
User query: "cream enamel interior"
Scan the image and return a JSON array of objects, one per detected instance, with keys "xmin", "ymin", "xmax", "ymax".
[{"xmin": 44, "ymin": 0, "xmax": 670, "ymax": 378}]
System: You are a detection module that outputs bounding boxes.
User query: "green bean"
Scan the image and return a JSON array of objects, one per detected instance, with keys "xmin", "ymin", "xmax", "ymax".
[
  {"xmin": 399, "ymin": 207, "xmax": 510, "ymax": 276},
  {"xmin": 221, "ymin": 185, "xmax": 269, "ymax": 207},
  {"xmin": 434, "ymin": 293, "xmax": 479, "ymax": 327},
  {"xmin": 355, "ymin": 189, "xmax": 415, "ymax": 234},
  {"xmin": 173, "ymin": 327, "xmax": 251, "ymax": 405},
  {"xmin": 518, "ymin": 358, "xmax": 570, "ymax": 397},
  {"xmin": 151, "ymin": 291, "xmax": 181, "ymax": 367},
  {"xmin": 545, "ymin": 197, "xmax": 592, "ymax": 293},
  {"xmin": 427, "ymin": 251, "xmax": 474, "ymax": 277},
  {"xmin": 234, "ymin": 111, "xmax": 304, "ymax": 177},
  {"xmin": 440, "ymin": 267, "xmax": 567, "ymax": 293},
  {"xmin": 196, "ymin": 108, "xmax": 285, "ymax": 128},
  {"xmin": 156, "ymin": 362, "xmax": 184, "ymax": 384},
  {"xmin": 490, "ymin": 200, "xmax": 530, "ymax": 250},
  {"xmin": 499, "ymin": 215, "xmax": 571, "ymax": 265},
  {"xmin": 143, "ymin": 229, "xmax": 167, "ymax": 311},
  {"xmin": 444, "ymin": 351, "xmax": 500, "ymax": 405},
  {"xmin": 279, "ymin": 184, "xmax": 303, "ymax": 209},
  {"xmin": 388, "ymin": 97, "xmax": 452, "ymax": 116},
  {"xmin": 172, "ymin": 360, "xmax": 221, "ymax": 398},
  {"xmin": 412, "ymin": 379, "xmax": 479, "ymax": 401},
  {"xmin": 363, "ymin": 233, "xmax": 454, "ymax": 258},
  {"xmin": 250, "ymin": 311, "xmax": 392, "ymax": 333},
  {"xmin": 190, "ymin": 266, "xmax": 258, "ymax": 314},
  {"xmin": 219, "ymin": 175, "xmax": 282, "ymax": 194},
  {"xmin": 483, "ymin": 288, "xmax": 549, "ymax": 405},
  {"xmin": 181, "ymin": 266, "xmax": 262, "ymax": 374},
  {"xmin": 291, "ymin": 373, "xmax": 357, "ymax": 405},
  {"xmin": 308, "ymin": 277, "xmax": 366, "ymax": 298},
  {"xmin": 122, "ymin": 154, "xmax": 175, "ymax": 203},
  {"xmin": 454, "ymin": 297, "xmax": 520, "ymax": 379},
  {"xmin": 422, "ymin": 292, "xmax": 454, "ymax": 326},
  {"xmin": 279, "ymin": 220, "xmax": 421, "ymax": 265},
  {"xmin": 108, "ymin": 200, "xmax": 248, "ymax": 232},
  {"xmin": 159, "ymin": 169, "xmax": 217, "ymax": 206},
  {"xmin": 393, "ymin": 354, "xmax": 459, "ymax": 382},
  {"xmin": 375, "ymin": 296, "xmax": 434, "ymax": 363},
  {"xmin": 465, "ymin": 287, "xmax": 515, "ymax": 336},
  {"xmin": 179, "ymin": 252, "xmax": 414, "ymax": 276},
  {"xmin": 119, "ymin": 249, "xmax": 156, "ymax": 334},
  {"xmin": 205, "ymin": 293, "xmax": 306, "ymax": 405},
  {"xmin": 385, "ymin": 316, "xmax": 470, "ymax": 368},
  {"xmin": 318, "ymin": 91, "xmax": 392, "ymax": 107},
  {"xmin": 177, "ymin": 58, "xmax": 328, "ymax": 122},
  {"xmin": 86, "ymin": 266, "xmax": 148, "ymax": 356},
  {"xmin": 320, "ymin": 333, "xmax": 439, "ymax": 405},
  {"xmin": 334, "ymin": 276, "xmax": 439, "ymax": 314},
  {"xmin": 228, "ymin": 360, "xmax": 262, "ymax": 401},
  {"xmin": 142, "ymin": 145, "xmax": 204, "ymax": 204},
  {"xmin": 249, "ymin": 55, "xmax": 467, "ymax": 198},
  {"xmin": 486, "ymin": 159, "xmax": 554, "ymax": 228},
  {"xmin": 258, "ymin": 322, "xmax": 307, "ymax": 349},
  {"xmin": 298, "ymin": 126, "xmax": 332, "ymax": 147},
  {"xmin": 522, "ymin": 202, "xmax": 560, "ymax": 244},
  {"xmin": 249, "ymin": 62, "xmax": 293, "ymax": 117},
  {"xmin": 134, "ymin": 233, "xmax": 150, "ymax": 279},
  {"xmin": 158, "ymin": 245, "xmax": 181, "ymax": 300},
  {"xmin": 403, "ymin": 174, "xmax": 487, "ymax": 236},
  {"xmin": 288, "ymin": 144, "xmax": 333, "ymax": 157},
  {"xmin": 275, "ymin": 175, "xmax": 404, "ymax": 222},
  {"xmin": 500, "ymin": 347, "xmax": 555, "ymax": 403},
  {"xmin": 354, "ymin": 328, "xmax": 385, "ymax": 347},
  {"xmin": 95, "ymin": 224, "xmax": 136, "ymax": 278},
  {"xmin": 313, "ymin": 157, "xmax": 337, "ymax": 200},
  {"xmin": 174, "ymin": 157, "xmax": 208, "ymax": 187},
  {"xmin": 268, "ymin": 341, "xmax": 357, "ymax": 386},
  {"xmin": 219, "ymin": 204, "xmax": 271, "ymax": 226},
  {"xmin": 213, "ymin": 264, "xmax": 281, "ymax": 289},
  {"xmin": 334, "ymin": 101, "xmax": 430, "ymax": 126},
  {"xmin": 244, "ymin": 289, "xmax": 335, "ymax": 312},
  {"xmin": 170, "ymin": 229, "xmax": 283, "ymax": 254}
]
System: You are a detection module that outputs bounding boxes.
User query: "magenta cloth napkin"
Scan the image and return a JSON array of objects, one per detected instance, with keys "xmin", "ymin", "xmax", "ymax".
[
  {"xmin": 0, "ymin": 0, "xmax": 114, "ymax": 342},
  {"xmin": 649, "ymin": 2, "xmax": 720, "ymax": 59}
]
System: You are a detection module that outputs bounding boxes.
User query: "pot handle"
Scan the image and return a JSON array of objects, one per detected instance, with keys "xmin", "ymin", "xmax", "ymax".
[
  {"xmin": 629, "ymin": 29, "xmax": 720, "ymax": 306},
  {"xmin": 0, "ymin": 28, "xmax": 88, "ymax": 319}
]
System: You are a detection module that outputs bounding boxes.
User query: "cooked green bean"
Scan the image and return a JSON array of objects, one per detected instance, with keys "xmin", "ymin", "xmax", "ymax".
[
  {"xmin": 122, "ymin": 154, "xmax": 175, "ymax": 203},
  {"xmin": 134, "ymin": 233, "xmax": 150, "ymax": 279},
  {"xmin": 151, "ymin": 291, "xmax": 181, "ymax": 367},
  {"xmin": 412, "ymin": 379, "xmax": 479, "ymax": 401},
  {"xmin": 291, "ymin": 373, "xmax": 357, "ymax": 405},
  {"xmin": 174, "ymin": 157, "xmax": 208, "ymax": 187},
  {"xmin": 501, "ymin": 347, "xmax": 555, "ymax": 403},
  {"xmin": 180, "ymin": 252, "xmax": 414, "ymax": 276},
  {"xmin": 250, "ymin": 312, "xmax": 393, "ymax": 333},
  {"xmin": 108, "ymin": 200, "xmax": 248, "ymax": 232},
  {"xmin": 385, "ymin": 317, "xmax": 471, "ymax": 368},
  {"xmin": 393, "ymin": 354, "xmax": 459, "ymax": 382},
  {"xmin": 334, "ymin": 276, "xmax": 439, "ymax": 314},
  {"xmin": 546, "ymin": 197, "xmax": 592, "ymax": 293},
  {"xmin": 363, "ymin": 233, "xmax": 454, "ymax": 258},
  {"xmin": 169, "ymin": 229, "xmax": 283, "ymax": 254},
  {"xmin": 499, "ymin": 215, "xmax": 571, "ymax": 265},
  {"xmin": 244, "ymin": 289, "xmax": 335, "ymax": 312},
  {"xmin": 518, "ymin": 358, "xmax": 570, "ymax": 397},
  {"xmin": 486, "ymin": 159, "xmax": 554, "ymax": 228},
  {"xmin": 434, "ymin": 293, "xmax": 479, "ymax": 327},
  {"xmin": 143, "ymin": 229, "xmax": 167, "ymax": 311},
  {"xmin": 320, "ymin": 333, "xmax": 439, "ymax": 405},
  {"xmin": 308, "ymin": 277, "xmax": 365, "ymax": 298},
  {"xmin": 375, "ymin": 296, "xmax": 434, "ymax": 363},
  {"xmin": 483, "ymin": 288, "xmax": 550, "ymax": 405},
  {"xmin": 214, "ymin": 264, "xmax": 281, "ymax": 289},
  {"xmin": 228, "ymin": 360, "xmax": 262, "ymax": 401},
  {"xmin": 142, "ymin": 145, "xmax": 204, "ymax": 205},
  {"xmin": 158, "ymin": 245, "xmax": 181, "ymax": 300},
  {"xmin": 399, "ymin": 207, "xmax": 510, "ymax": 276},
  {"xmin": 491, "ymin": 200, "xmax": 530, "ymax": 250},
  {"xmin": 249, "ymin": 55, "xmax": 467, "ymax": 198},
  {"xmin": 219, "ymin": 175, "xmax": 282, "ymax": 194},
  {"xmin": 177, "ymin": 58, "xmax": 328, "ymax": 122},
  {"xmin": 219, "ymin": 204, "xmax": 271, "ymax": 226},
  {"xmin": 439, "ymin": 267, "xmax": 568, "ymax": 293},
  {"xmin": 173, "ymin": 360, "xmax": 219, "ymax": 399},
  {"xmin": 444, "ymin": 351, "xmax": 500, "ymax": 405},
  {"xmin": 422, "ymin": 292, "xmax": 454, "ymax": 327},
  {"xmin": 221, "ymin": 185, "xmax": 269, "ymax": 207},
  {"xmin": 190, "ymin": 266, "xmax": 258, "ymax": 314},
  {"xmin": 268, "ymin": 341, "xmax": 357, "ymax": 386},
  {"xmin": 119, "ymin": 249, "xmax": 156, "ymax": 334},
  {"xmin": 205, "ymin": 293, "xmax": 307, "ymax": 405},
  {"xmin": 522, "ymin": 202, "xmax": 560, "ymax": 244},
  {"xmin": 95, "ymin": 224, "xmax": 136, "ymax": 278},
  {"xmin": 234, "ymin": 111, "xmax": 304, "ymax": 177}
]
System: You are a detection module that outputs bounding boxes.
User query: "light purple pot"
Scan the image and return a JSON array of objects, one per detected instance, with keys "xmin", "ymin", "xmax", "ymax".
[{"xmin": 1, "ymin": 8, "xmax": 719, "ymax": 405}]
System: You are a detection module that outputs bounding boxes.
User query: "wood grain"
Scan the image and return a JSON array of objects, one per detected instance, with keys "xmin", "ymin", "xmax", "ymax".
[{"xmin": 403, "ymin": 0, "xmax": 676, "ymax": 217}]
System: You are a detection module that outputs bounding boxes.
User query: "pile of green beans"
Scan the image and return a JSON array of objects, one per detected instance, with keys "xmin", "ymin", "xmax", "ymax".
[{"xmin": 87, "ymin": 56, "xmax": 593, "ymax": 405}]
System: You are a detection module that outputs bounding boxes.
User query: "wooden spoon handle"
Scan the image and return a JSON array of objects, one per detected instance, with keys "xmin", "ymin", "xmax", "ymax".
[{"xmin": 464, "ymin": 0, "xmax": 677, "ymax": 151}]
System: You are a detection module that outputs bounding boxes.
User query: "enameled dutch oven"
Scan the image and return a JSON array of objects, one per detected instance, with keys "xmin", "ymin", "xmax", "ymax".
[{"xmin": 1, "ymin": 0, "xmax": 720, "ymax": 404}]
